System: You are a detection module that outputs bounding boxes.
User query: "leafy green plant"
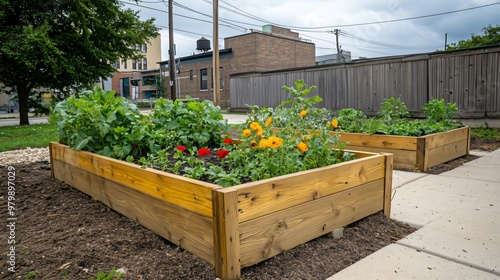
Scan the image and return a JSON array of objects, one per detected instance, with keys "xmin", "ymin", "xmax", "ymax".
[
  {"xmin": 251, "ymin": 79, "xmax": 334, "ymax": 130},
  {"xmin": 377, "ymin": 97, "xmax": 411, "ymax": 123},
  {"xmin": 151, "ymin": 96, "xmax": 229, "ymax": 149},
  {"xmin": 89, "ymin": 267, "xmax": 124, "ymax": 280},
  {"xmin": 50, "ymin": 87, "xmax": 155, "ymax": 159},
  {"xmin": 25, "ymin": 271, "xmax": 39, "ymax": 279}
]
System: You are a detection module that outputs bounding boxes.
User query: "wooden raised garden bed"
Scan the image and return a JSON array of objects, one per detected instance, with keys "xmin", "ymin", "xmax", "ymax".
[
  {"xmin": 49, "ymin": 142, "xmax": 393, "ymax": 279},
  {"xmin": 334, "ymin": 127, "xmax": 470, "ymax": 171}
]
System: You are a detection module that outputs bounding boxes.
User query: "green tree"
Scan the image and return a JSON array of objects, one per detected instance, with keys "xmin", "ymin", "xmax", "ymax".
[
  {"xmin": 446, "ymin": 24, "xmax": 500, "ymax": 50},
  {"xmin": 0, "ymin": 0, "xmax": 158, "ymax": 125}
]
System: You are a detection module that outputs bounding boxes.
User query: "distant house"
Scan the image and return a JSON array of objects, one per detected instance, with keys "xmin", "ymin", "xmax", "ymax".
[
  {"xmin": 109, "ymin": 35, "xmax": 162, "ymax": 100},
  {"xmin": 158, "ymin": 25, "xmax": 316, "ymax": 107}
]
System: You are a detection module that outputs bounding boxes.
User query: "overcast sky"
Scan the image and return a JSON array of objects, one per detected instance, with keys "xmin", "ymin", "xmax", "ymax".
[{"xmin": 121, "ymin": 0, "xmax": 500, "ymax": 61}]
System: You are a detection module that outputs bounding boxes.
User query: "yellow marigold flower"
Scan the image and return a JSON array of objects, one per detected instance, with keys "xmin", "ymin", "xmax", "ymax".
[
  {"xmin": 258, "ymin": 138, "xmax": 271, "ymax": 148},
  {"xmin": 242, "ymin": 129, "xmax": 251, "ymax": 138},
  {"xmin": 268, "ymin": 136, "xmax": 283, "ymax": 148},
  {"xmin": 257, "ymin": 130, "xmax": 263, "ymax": 138},
  {"xmin": 265, "ymin": 117, "xmax": 273, "ymax": 127},
  {"xmin": 250, "ymin": 122, "xmax": 262, "ymax": 131},
  {"xmin": 331, "ymin": 118, "xmax": 339, "ymax": 128},
  {"xmin": 299, "ymin": 110, "xmax": 308, "ymax": 117},
  {"xmin": 297, "ymin": 141, "xmax": 308, "ymax": 153}
]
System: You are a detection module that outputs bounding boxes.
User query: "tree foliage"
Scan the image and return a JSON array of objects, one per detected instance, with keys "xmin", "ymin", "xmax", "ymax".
[
  {"xmin": 0, "ymin": 0, "xmax": 159, "ymax": 125},
  {"xmin": 446, "ymin": 24, "xmax": 500, "ymax": 50}
]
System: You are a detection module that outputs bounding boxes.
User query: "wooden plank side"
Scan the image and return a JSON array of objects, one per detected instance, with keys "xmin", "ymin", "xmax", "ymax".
[
  {"xmin": 426, "ymin": 139, "xmax": 469, "ymax": 169},
  {"xmin": 238, "ymin": 179, "xmax": 384, "ymax": 267},
  {"xmin": 52, "ymin": 159, "xmax": 215, "ymax": 264},
  {"xmin": 424, "ymin": 127, "xmax": 470, "ymax": 149},
  {"xmin": 343, "ymin": 145, "xmax": 417, "ymax": 170},
  {"xmin": 229, "ymin": 154, "xmax": 386, "ymax": 223},
  {"xmin": 212, "ymin": 189, "xmax": 241, "ymax": 280},
  {"xmin": 50, "ymin": 142, "xmax": 218, "ymax": 218},
  {"xmin": 338, "ymin": 133, "xmax": 418, "ymax": 150},
  {"xmin": 381, "ymin": 153, "xmax": 393, "ymax": 217}
]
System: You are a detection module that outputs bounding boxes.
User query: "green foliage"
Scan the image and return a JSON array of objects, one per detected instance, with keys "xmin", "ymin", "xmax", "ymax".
[
  {"xmin": 377, "ymin": 97, "xmax": 411, "ymax": 123},
  {"xmin": 446, "ymin": 24, "xmax": 500, "ymax": 50},
  {"xmin": 50, "ymin": 87, "xmax": 154, "ymax": 159},
  {"xmin": 25, "ymin": 271, "xmax": 39, "ymax": 279},
  {"xmin": 336, "ymin": 108, "xmax": 366, "ymax": 133},
  {"xmin": 141, "ymin": 80, "xmax": 356, "ymax": 187},
  {"xmin": 247, "ymin": 79, "xmax": 334, "ymax": 130},
  {"xmin": 471, "ymin": 127, "xmax": 500, "ymax": 139},
  {"xmin": 0, "ymin": 0, "xmax": 159, "ymax": 125},
  {"xmin": 151, "ymin": 96, "xmax": 228, "ymax": 148},
  {"xmin": 423, "ymin": 98, "xmax": 457, "ymax": 122},
  {"xmin": 89, "ymin": 267, "xmax": 124, "ymax": 280}
]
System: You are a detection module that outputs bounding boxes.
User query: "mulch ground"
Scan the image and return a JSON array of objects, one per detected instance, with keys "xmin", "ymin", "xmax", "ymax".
[{"xmin": 1, "ymin": 137, "xmax": 498, "ymax": 279}]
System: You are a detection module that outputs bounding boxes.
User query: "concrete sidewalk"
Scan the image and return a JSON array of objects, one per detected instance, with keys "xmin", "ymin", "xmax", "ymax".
[{"xmin": 327, "ymin": 149, "xmax": 500, "ymax": 279}]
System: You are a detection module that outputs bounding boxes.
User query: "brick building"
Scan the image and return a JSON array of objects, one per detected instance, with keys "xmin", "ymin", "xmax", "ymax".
[
  {"xmin": 109, "ymin": 35, "xmax": 162, "ymax": 99},
  {"xmin": 159, "ymin": 25, "xmax": 316, "ymax": 108}
]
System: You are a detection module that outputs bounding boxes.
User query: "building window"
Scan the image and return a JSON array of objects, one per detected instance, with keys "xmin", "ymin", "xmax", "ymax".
[
  {"xmin": 132, "ymin": 60, "xmax": 137, "ymax": 70},
  {"xmin": 138, "ymin": 59, "xmax": 142, "ymax": 70},
  {"xmin": 220, "ymin": 67, "xmax": 224, "ymax": 89},
  {"xmin": 143, "ymin": 58, "xmax": 147, "ymax": 70},
  {"xmin": 200, "ymin": 69, "xmax": 208, "ymax": 90},
  {"xmin": 123, "ymin": 60, "xmax": 127, "ymax": 69},
  {"xmin": 112, "ymin": 60, "xmax": 120, "ymax": 69},
  {"xmin": 142, "ymin": 43, "xmax": 147, "ymax": 53}
]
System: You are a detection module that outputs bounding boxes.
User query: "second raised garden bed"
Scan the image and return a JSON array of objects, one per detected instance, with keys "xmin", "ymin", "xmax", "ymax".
[
  {"xmin": 49, "ymin": 142, "xmax": 393, "ymax": 279},
  {"xmin": 334, "ymin": 126, "xmax": 470, "ymax": 171}
]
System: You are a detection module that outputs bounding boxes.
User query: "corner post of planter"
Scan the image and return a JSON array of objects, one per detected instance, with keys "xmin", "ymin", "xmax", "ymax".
[
  {"xmin": 416, "ymin": 137, "xmax": 427, "ymax": 172},
  {"xmin": 381, "ymin": 152, "xmax": 393, "ymax": 217},
  {"xmin": 49, "ymin": 142, "xmax": 55, "ymax": 178},
  {"xmin": 466, "ymin": 127, "xmax": 471, "ymax": 155},
  {"xmin": 212, "ymin": 188, "xmax": 241, "ymax": 279}
]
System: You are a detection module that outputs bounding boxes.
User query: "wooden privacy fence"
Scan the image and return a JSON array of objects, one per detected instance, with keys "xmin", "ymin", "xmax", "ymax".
[{"xmin": 230, "ymin": 45, "xmax": 500, "ymax": 118}]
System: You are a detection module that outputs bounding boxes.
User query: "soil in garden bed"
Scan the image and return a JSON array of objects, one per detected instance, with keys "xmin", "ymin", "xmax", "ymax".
[{"xmin": 1, "ymin": 137, "xmax": 497, "ymax": 279}]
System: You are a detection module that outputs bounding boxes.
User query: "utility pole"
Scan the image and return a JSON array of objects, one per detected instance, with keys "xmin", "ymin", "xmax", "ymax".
[
  {"xmin": 444, "ymin": 33, "xmax": 448, "ymax": 50},
  {"xmin": 334, "ymin": 29, "xmax": 341, "ymax": 63},
  {"xmin": 168, "ymin": 0, "xmax": 176, "ymax": 100},
  {"xmin": 213, "ymin": 0, "xmax": 220, "ymax": 106}
]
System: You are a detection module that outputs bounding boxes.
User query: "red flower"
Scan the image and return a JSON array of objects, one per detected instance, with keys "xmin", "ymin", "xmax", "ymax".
[
  {"xmin": 223, "ymin": 138, "xmax": 233, "ymax": 144},
  {"xmin": 176, "ymin": 145, "xmax": 187, "ymax": 152},
  {"xmin": 198, "ymin": 148, "xmax": 211, "ymax": 158},
  {"xmin": 216, "ymin": 149, "xmax": 230, "ymax": 159}
]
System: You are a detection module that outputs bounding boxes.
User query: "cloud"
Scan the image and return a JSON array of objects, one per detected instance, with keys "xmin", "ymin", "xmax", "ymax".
[{"xmin": 125, "ymin": 0, "xmax": 500, "ymax": 60}]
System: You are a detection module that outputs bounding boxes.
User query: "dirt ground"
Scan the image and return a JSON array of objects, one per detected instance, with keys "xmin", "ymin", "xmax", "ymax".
[{"xmin": 1, "ymin": 137, "xmax": 498, "ymax": 280}]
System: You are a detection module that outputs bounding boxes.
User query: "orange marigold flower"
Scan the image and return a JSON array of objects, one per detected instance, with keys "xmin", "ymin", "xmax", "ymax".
[
  {"xmin": 297, "ymin": 142, "xmax": 308, "ymax": 153},
  {"xmin": 242, "ymin": 129, "xmax": 251, "ymax": 138},
  {"xmin": 299, "ymin": 110, "xmax": 308, "ymax": 117},
  {"xmin": 250, "ymin": 140, "xmax": 257, "ymax": 147},
  {"xmin": 268, "ymin": 136, "xmax": 283, "ymax": 148},
  {"xmin": 331, "ymin": 118, "xmax": 339, "ymax": 128},
  {"xmin": 250, "ymin": 122, "xmax": 262, "ymax": 131},
  {"xmin": 258, "ymin": 138, "xmax": 271, "ymax": 148},
  {"xmin": 265, "ymin": 117, "xmax": 273, "ymax": 127}
]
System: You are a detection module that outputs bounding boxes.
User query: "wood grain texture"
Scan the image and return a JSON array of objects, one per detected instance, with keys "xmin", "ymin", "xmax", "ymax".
[
  {"xmin": 52, "ymin": 159, "xmax": 215, "ymax": 264},
  {"xmin": 238, "ymin": 179, "xmax": 384, "ymax": 267},
  {"xmin": 50, "ymin": 142, "xmax": 219, "ymax": 218},
  {"xmin": 224, "ymin": 154, "xmax": 386, "ymax": 223}
]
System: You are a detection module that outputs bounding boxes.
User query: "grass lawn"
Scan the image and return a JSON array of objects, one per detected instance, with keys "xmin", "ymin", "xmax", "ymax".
[{"xmin": 0, "ymin": 123, "xmax": 58, "ymax": 152}]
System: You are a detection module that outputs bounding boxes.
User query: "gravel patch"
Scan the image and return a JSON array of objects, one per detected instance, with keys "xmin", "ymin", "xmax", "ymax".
[{"xmin": 0, "ymin": 147, "xmax": 50, "ymax": 166}]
